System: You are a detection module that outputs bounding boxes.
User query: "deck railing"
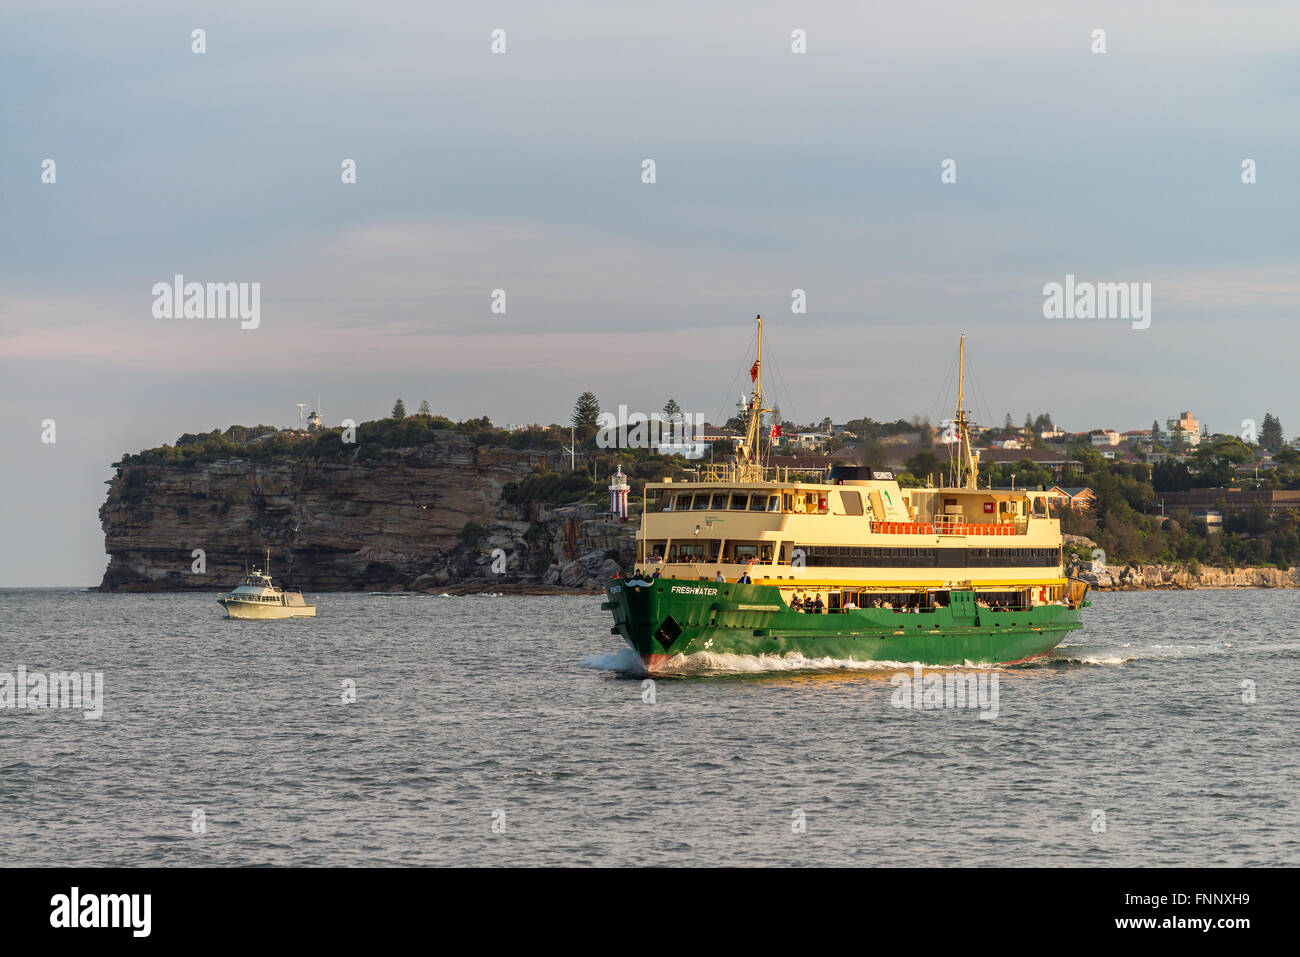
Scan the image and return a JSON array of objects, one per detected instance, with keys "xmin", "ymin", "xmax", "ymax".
[
  {"xmin": 870, "ymin": 520, "xmax": 1026, "ymax": 536},
  {"xmin": 684, "ymin": 464, "xmax": 830, "ymax": 485}
]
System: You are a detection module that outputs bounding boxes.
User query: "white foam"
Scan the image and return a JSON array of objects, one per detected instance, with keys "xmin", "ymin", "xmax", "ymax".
[
  {"xmin": 581, "ymin": 648, "xmax": 1007, "ymax": 675},
  {"xmin": 661, "ymin": 652, "xmax": 923, "ymax": 674},
  {"xmin": 1056, "ymin": 654, "xmax": 1136, "ymax": 666},
  {"xmin": 581, "ymin": 648, "xmax": 644, "ymax": 672}
]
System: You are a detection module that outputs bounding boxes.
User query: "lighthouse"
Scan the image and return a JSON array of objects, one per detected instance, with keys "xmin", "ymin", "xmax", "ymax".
[{"xmin": 608, "ymin": 465, "xmax": 630, "ymax": 521}]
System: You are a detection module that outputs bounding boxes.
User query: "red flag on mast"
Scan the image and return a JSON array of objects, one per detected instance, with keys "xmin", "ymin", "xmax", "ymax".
[
  {"xmin": 770, "ymin": 424, "xmax": 782, "ymax": 438},
  {"xmin": 750, "ymin": 360, "xmax": 759, "ymax": 382}
]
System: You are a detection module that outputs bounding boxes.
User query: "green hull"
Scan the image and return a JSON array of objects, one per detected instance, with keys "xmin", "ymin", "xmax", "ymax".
[{"xmin": 603, "ymin": 577, "xmax": 1085, "ymax": 671}]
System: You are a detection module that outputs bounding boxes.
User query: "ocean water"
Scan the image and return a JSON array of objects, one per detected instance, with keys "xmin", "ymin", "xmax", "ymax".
[{"xmin": 0, "ymin": 588, "xmax": 1296, "ymax": 866}]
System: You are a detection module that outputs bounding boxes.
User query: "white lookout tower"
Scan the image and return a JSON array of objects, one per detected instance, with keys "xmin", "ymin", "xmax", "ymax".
[{"xmin": 608, "ymin": 464, "xmax": 630, "ymax": 521}]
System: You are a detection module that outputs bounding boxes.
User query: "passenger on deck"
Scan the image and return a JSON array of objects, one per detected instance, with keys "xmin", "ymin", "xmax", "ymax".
[
  {"xmin": 738, "ymin": 570, "xmax": 752, "ymax": 585},
  {"xmin": 714, "ymin": 570, "xmax": 725, "ymax": 582},
  {"xmin": 791, "ymin": 595, "xmax": 804, "ymax": 612},
  {"xmin": 812, "ymin": 595, "xmax": 825, "ymax": 614},
  {"xmin": 651, "ymin": 568, "xmax": 660, "ymax": 579}
]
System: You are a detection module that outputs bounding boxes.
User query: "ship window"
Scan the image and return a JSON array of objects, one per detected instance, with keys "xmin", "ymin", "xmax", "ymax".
[
  {"xmin": 730, "ymin": 493, "xmax": 749, "ymax": 510},
  {"xmin": 711, "ymin": 492, "xmax": 730, "ymax": 509},
  {"xmin": 783, "ymin": 494, "xmax": 793, "ymax": 511},
  {"xmin": 749, "ymin": 495, "xmax": 767, "ymax": 511},
  {"xmin": 767, "ymin": 495, "xmax": 780, "ymax": 511},
  {"xmin": 675, "ymin": 493, "xmax": 692, "ymax": 510},
  {"xmin": 692, "ymin": 494, "xmax": 710, "ymax": 510},
  {"xmin": 839, "ymin": 491, "xmax": 863, "ymax": 516}
]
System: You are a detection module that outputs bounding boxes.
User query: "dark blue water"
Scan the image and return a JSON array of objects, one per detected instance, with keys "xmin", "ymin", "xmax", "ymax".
[{"xmin": 0, "ymin": 588, "xmax": 1296, "ymax": 865}]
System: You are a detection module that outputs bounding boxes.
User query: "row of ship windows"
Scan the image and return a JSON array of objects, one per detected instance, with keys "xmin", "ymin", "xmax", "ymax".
[
  {"xmin": 802, "ymin": 547, "xmax": 1061, "ymax": 568},
  {"xmin": 660, "ymin": 492, "xmax": 783, "ymax": 512}
]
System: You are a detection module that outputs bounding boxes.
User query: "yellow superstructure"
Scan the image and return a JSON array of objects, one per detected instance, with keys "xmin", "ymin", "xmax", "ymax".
[{"xmin": 632, "ymin": 319, "xmax": 1074, "ymax": 612}]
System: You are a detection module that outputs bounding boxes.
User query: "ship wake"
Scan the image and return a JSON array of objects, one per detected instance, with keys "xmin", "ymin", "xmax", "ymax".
[{"xmin": 582, "ymin": 648, "xmax": 1011, "ymax": 676}]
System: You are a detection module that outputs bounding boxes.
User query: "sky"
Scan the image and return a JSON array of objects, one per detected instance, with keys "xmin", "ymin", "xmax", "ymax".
[{"xmin": 3, "ymin": 0, "xmax": 1299, "ymax": 585}]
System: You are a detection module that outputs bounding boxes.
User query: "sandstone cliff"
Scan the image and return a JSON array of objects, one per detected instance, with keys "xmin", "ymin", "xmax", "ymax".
[
  {"xmin": 98, "ymin": 435, "xmax": 638, "ymax": 592},
  {"xmin": 1071, "ymin": 561, "xmax": 1300, "ymax": 590},
  {"xmin": 1063, "ymin": 534, "xmax": 1299, "ymax": 589}
]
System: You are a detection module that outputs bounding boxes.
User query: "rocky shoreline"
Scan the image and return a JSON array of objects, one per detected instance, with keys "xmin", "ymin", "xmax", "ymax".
[
  {"xmin": 1064, "ymin": 534, "xmax": 1299, "ymax": 590},
  {"xmin": 96, "ymin": 435, "xmax": 638, "ymax": 593},
  {"xmin": 97, "ymin": 442, "xmax": 1297, "ymax": 594},
  {"xmin": 1071, "ymin": 562, "xmax": 1300, "ymax": 591}
]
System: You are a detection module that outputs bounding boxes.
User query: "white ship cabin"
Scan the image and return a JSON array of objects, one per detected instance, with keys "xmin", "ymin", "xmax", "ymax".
[
  {"xmin": 636, "ymin": 463, "xmax": 1063, "ymax": 588},
  {"xmin": 227, "ymin": 568, "xmax": 309, "ymax": 606}
]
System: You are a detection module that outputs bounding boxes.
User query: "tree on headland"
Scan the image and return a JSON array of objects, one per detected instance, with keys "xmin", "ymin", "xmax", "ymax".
[
  {"xmin": 860, "ymin": 437, "xmax": 886, "ymax": 467},
  {"xmin": 1021, "ymin": 414, "xmax": 1040, "ymax": 447},
  {"xmin": 1191, "ymin": 437, "xmax": 1253, "ymax": 486},
  {"xmin": 391, "ymin": 399, "xmax": 407, "ymax": 421},
  {"xmin": 1261, "ymin": 413, "xmax": 1284, "ymax": 452},
  {"xmin": 572, "ymin": 392, "xmax": 601, "ymax": 431},
  {"xmin": 418, "ymin": 400, "xmax": 431, "ymax": 416},
  {"xmin": 662, "ymin": 398, "xmax": 682, "ymax": 420},
  {"xmin": 1151, "ymin": 420, "xmax": 1162, "ymax": 445},
  {"xmin": 904, "ymin": 450, "xmax": 941, "ymax": 483}
]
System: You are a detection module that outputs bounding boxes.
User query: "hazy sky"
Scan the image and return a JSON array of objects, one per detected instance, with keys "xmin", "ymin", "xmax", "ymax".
[{"xmin": 3, "ymin": 1, "xmax": 1299, "ymax": 585}]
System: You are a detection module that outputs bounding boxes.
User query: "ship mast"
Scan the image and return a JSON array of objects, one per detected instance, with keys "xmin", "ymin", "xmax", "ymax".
[
  {"xmin": 954, "ymin": 334, "xmax": 979, "ymax": 489},
  {"xmin": 734, "ymin": 315, "xmax": 770, "ymax": 482}
]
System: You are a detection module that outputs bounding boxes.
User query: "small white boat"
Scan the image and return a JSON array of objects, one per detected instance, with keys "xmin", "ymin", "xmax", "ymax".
[{"xmin": 218, "ymin": 552, "xmax": 316, "ymax": 619}]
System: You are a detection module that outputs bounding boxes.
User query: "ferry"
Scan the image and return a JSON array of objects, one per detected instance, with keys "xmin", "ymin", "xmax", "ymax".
[
  {"xmin": 218, "ymin": 552, "xmax": 316, "ymax": 619},
  {"xmin": 603, "ymin": 316, "xmax": 1089, "ymax": 671}
]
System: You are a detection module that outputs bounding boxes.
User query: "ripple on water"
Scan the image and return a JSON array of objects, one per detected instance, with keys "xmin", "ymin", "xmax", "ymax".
[{"xmin": 0, "ymin": 588, "xmax": 1296, "ymax": 865}]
